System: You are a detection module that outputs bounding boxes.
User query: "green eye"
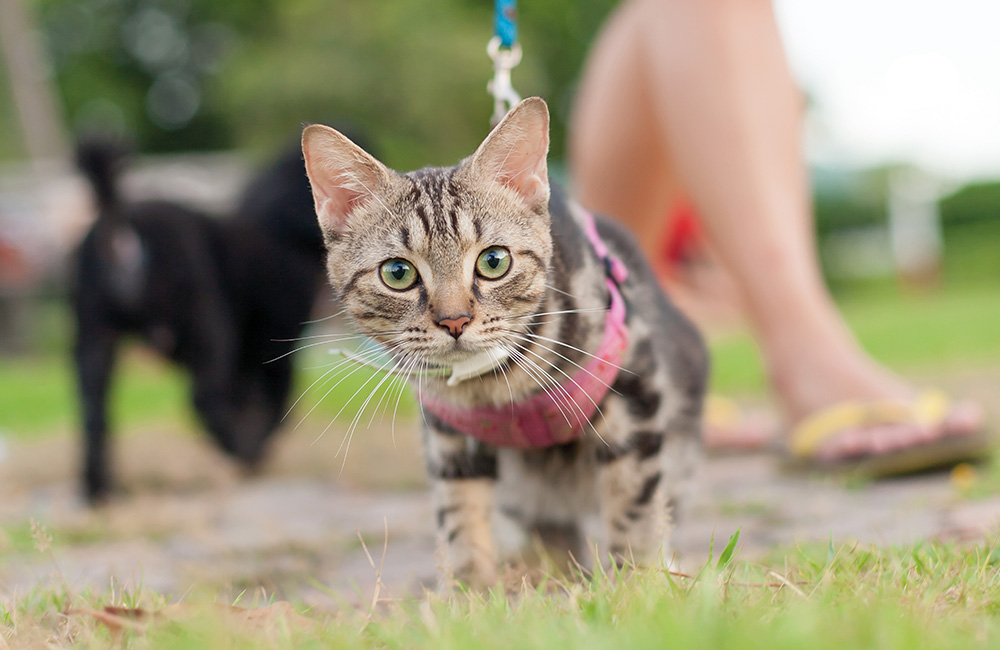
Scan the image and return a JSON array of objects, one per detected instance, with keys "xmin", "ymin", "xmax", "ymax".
[
  {"xmin": 476, "ymin": 246, "xmax": 511, "ymax": 279},
  {"xmin": 379, "ymin": 258, "xmax": 418, "ymax": 290}
]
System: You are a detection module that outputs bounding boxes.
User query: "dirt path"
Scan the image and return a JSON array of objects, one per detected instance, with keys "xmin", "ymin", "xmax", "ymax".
[{"xmin": 3, "ymin": 367, "xmax": 999, "ymax": 607}]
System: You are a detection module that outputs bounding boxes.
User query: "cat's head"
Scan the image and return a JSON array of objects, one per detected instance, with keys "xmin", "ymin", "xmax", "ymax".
[{"xmin": 302, "ymin": 97, "xmax": 553, "ymax": 369}]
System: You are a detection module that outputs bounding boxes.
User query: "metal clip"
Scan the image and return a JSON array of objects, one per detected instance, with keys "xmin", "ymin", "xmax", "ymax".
[{"xmin": 487, "ymin": 36, "xmax": 522, "ymax": 127}]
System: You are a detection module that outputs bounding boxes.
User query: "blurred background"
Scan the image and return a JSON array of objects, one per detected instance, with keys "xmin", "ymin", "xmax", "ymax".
[
  {"xmin": 0, "ymin": 0, "xmax": 998, "ymax": 452},
  {"xmin": 0, "ymin": 0, "xmax": 1000, "ymax": 602}
]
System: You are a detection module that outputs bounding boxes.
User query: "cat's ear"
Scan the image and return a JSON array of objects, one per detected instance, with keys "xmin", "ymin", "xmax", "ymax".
[
  {"xmin": 464, "ymin": 97, "xmax": 550, "ymax": 212},
  {"xmin": 302, "ymin": 124, "xmax": 393, "ymax": 235}
]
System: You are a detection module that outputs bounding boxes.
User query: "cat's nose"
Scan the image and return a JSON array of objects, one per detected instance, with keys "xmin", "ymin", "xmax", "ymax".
[{"xmin": 436, "ymin": 315, "xmax": 472, "ymax": 339}]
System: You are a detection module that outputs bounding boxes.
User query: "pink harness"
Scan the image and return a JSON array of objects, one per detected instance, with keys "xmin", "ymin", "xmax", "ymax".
[{"xmin": 419, "ymin": 211, "xmax": 629, "ymax": 448}]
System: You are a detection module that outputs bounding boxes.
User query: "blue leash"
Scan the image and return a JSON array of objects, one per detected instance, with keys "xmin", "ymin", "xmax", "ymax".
[
  {"xmin": 494, "ymin": 0, "xmax": 517, "ymax": 48},
  {"xmin": 488, "ymin": 0, "xmax": 522, "ymax": 125}
]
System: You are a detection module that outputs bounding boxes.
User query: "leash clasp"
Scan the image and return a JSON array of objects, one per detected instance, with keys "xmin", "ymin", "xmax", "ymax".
[{"xmin": 487, "ymin": 36, "xmax": 522, "ymax": 127}]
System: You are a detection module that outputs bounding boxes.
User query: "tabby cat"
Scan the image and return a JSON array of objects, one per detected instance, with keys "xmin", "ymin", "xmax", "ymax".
[{"xmin": 301, "ymin": 97, "xmax": 707, "ymax": 588}]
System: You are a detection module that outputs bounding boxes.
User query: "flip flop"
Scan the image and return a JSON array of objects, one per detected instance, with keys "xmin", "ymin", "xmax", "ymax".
[
  {"xmin": 703, "ymin": 395, "xmax": 780, "ymax": 453},
  {"xmin": 786, "ymin": 389, "xmax": 992, "ymax": 477}
]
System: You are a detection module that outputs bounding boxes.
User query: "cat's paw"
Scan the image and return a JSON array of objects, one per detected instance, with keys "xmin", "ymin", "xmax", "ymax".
[{"xmin": 440, "ymin": 560, "xmax": 500, "ymax": 593}]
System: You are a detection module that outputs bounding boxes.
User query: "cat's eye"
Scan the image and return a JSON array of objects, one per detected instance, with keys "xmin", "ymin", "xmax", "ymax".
[
  {"xmin": 379, "ymin": 258, "xmax": 419, "ymax": 290},
  {"xmin": 476, "ymin": 246, "xmax": 511, "ymax": 279}
]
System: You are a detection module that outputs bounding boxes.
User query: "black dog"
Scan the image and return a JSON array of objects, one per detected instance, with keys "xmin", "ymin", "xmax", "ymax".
[{"xmin": 71, "ymin": 139, "xmax": 325, "ymax": 503}]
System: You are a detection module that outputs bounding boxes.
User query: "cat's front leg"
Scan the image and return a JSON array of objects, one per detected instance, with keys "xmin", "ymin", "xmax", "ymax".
[
  {"xmin": 595, "ymin": 431, "xmax": 671, "ymax": 568},
  {"xmin": 424, "ymin": 423, "xmax": 500, "ymax": 590}
]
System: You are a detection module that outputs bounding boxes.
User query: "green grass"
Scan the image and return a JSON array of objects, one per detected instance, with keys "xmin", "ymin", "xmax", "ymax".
[
  {"xmin": 2, "ymin": 282, "xmax": 998, "ymax": 438},
  {"xmin": 710, "ymin": 283, "xmax": 1000, "ymax": 395},
  {"xmin": 0, "ymin": 352, "xmax": 194, "ymax": 439},
  {"xmin": 0, "ymin": 346, "xmax": 417, "ymax": 439},
  {"xmin": 6, "ymin": 537, "xmax": 1000, "ymax": 648}
]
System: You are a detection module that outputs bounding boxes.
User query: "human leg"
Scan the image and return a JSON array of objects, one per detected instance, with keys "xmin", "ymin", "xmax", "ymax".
[{"xmin": 570, "ymin": 0, "xmax": 982, "ymax": 461}]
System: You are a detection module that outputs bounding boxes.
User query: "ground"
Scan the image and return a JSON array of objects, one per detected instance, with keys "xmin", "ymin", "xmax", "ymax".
[{"xmin": 2, "ymin": 365, "xmax": 998, "ymax": 610}]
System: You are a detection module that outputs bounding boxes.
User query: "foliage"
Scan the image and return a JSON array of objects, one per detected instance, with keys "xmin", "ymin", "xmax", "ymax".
[
  {"xmin": 940, "ymin": 181, "xmax": 1000, "ymax": 225},
  {"xmin": 22, "ymin": 0, "xmax": 616, "ymax": 166},
  {"xmin": 32, "ymin": 0, "xmax": 271, "ymax": 152}
]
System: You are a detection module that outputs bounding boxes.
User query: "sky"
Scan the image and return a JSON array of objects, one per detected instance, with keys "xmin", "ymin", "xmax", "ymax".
[{"xmin": 775, "ymin": 0, "xmax": 1000, "ymax": 179}]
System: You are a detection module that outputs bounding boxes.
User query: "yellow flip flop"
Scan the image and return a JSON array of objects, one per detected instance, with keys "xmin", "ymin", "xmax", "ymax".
[
  {"xmin": 787, "ymin": 389, "xmax": 992, "ymax": 477},
  {"xmin": 704, "ymin": 395, "xmax": 779, "ymax": 453}
]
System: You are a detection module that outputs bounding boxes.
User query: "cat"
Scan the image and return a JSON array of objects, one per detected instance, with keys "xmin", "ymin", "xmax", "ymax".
[{"xmin": 301, "ymin": 97, "xmax": 707, "ymax": 588}]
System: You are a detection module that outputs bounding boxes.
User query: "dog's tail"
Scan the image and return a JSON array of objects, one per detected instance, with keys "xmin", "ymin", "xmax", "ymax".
[{"xmin": 75, "ymin": 136, "xmax": 129, "ymax": 219}]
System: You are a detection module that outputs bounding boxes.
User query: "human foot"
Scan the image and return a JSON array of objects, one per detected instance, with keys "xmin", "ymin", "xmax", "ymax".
[
  {"xmin": 787, "ymin": 390, "xmax": 988, "ymax": 474},
  {"xmin": 702, "ymin": 395, "xmax": 779, "ymax": 451},
  {"xmin": 756, "ymin": 314, "xmax": 988, "ymax": 471}
]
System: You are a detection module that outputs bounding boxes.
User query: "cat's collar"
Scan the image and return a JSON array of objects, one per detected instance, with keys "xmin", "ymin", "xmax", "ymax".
[
  {"xmin": 419, "ymin": 210, "xmax": 629, "ymax": 448},
  {"xmin": 443, "ymin": 347, "xmax": 511, "ymax": 386}
]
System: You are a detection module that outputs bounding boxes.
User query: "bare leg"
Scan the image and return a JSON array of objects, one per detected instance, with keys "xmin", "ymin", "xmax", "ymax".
[{"xmin": 570, "ymin": 0, "xmax": 981, "ymax": 458}]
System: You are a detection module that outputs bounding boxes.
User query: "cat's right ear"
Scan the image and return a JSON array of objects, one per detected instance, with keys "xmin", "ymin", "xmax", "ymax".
[
  {"xmin": 302, "ymin": 124, "xmax": 392, "ymax": 235},
  {"xmin": 463, "ymin": 96, "xmax": 550, "ymax": 213}
]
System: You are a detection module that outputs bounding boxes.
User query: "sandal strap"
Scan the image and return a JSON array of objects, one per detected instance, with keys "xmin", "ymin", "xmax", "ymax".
[{"xmin": 789, "ymin": 389, "xmax": 951, "ymax": 458}]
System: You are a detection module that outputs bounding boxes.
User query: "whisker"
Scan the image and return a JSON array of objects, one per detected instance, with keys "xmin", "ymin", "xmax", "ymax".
[
  {"xmin": 505, "ymin": 347, "xmax": 577, "ymax": 429},
  {"xmin": 388, "ymin": 357, "xmax": 418, "ymax": 448},
  {"xmin": 514, "ymin": 345, "xmax": 591, "ymax": 429},
  {"xmin": 271, "ymin": 331, "xmax": 377, "ymax": 343},
  {"xmin": 416, "ymin": 357, "xmax": 429, "ymax": 431},
  {"xmin": 323, "ymin": 347, "xmax": 406, "ymax": 453},
  {"xmin": 502, "ymin": 330, "xmax": 626, "ymax": 395},
  {"xmin": 490, "ymin": 346, "xmax": 517, "ymax": 419},
  {"xmin": 505, "ymin": 329, "xmax": 635, "ymax": 377},
  {"xmin": 544, "ymin": 283, "xmax": 581, "ymax": 299},
  {"xmin": 299, "ymin": 307, "xmax": 349, "ymax": 326},
  {"xmin": 509, "ymin": 339, "xmax": 611, "ymax": 445},
  {"xmin": 285, "ymin": 342, "xmax": 395, "ymax": 421},
  {"xmin": 384, "ymin": 353, "xmax": 421, "ymax": 447},
  {"xmin": 264, "ymin": 332, "xmax": 390, "ymax": 364},
  {"xmin": 298, "ymin": 339, "xmax": 407, "ymax": 434},
  {"xmin": 506, "ymin": 343, "xmax": 583, "ymax": 427},
  {"xmin": 507, "ymin": 307, "xmax": 609, "ymax": 321},
  {"xmin": 367, "ymin": 350, "xmax": 416, "ymax": 428},
  {"xmin": 336, "ymin": 351, "xmax": 412, "ymax": 474}
]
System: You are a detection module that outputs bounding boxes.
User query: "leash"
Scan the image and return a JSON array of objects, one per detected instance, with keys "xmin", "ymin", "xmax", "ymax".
[{"xmin": 487, "ymin": 0, "xmax": 522, "ymax": 127}]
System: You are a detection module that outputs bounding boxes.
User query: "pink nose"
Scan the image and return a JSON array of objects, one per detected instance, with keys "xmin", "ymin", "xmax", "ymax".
[{"xmin": 436, "ymin": 315, "xmax": 472, "ymax": 339}]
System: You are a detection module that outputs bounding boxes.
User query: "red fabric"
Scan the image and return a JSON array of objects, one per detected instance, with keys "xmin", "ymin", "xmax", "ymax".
[{"xmin": 661, "ymin": 199, "xmax": 703, "ymax": 271}]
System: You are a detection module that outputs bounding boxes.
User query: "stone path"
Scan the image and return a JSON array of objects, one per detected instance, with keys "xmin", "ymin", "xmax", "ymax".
[{"xmin": 3, "ymin": 406, "xmax": 999, "ymax": 608}]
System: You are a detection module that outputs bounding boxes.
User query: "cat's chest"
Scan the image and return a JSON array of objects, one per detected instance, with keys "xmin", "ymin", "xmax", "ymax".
[{"xmin": 495, "ymin": 442, "xmax": 601, "ymax": 516}]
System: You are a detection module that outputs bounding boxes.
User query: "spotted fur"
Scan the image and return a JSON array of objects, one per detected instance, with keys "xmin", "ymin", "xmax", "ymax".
[{"xmin": 302, "ymin": 98, "xmax": 707, "ymax": 588}]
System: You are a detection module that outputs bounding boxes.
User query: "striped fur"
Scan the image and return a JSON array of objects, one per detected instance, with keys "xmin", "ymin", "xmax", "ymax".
[{"xmin": 303, "ymin": 98, "xmax": 707, "ymax": 588}]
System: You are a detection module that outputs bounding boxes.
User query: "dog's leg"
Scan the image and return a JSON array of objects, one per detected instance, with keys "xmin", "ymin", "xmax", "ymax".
[
  {"xmin": 187, "ymin": 310, "xmax": 268, "ymax": 465},
  {"xmin": 75, "ymin": 326, "xmax": 118, "ymax": 503},
  {"xmin": 190, "ymin": 359, "xmax": 250, "ymax": 461},
  {"xmin": 259, "ymin": 355, "xmax": 293, "ymax": 433}
]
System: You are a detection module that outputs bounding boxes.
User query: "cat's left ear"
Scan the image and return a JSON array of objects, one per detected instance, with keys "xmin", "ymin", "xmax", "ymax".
[
  {"xmin": 302, "ymin": 124, "xmax": 394, "ymax": 235},
  {"xmin": 464, "ymin": 97, "xmax": 550, "ymax": 212}
]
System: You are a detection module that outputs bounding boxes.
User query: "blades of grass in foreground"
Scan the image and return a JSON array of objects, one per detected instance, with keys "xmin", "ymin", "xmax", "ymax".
[{"xmin": 8, "ymin": 540, "xmax": 1000, "ymax": 649}]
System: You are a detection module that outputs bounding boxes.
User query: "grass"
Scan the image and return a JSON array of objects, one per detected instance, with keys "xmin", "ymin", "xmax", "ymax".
[
  {"xmin": 0, "ymin": 343, "xmax": 416, "ymax": 440},
  {"xmin": 2, "ymin": 281, "xmax": 999, "ymax": 439},
  {"xmin": 0, "ymin": 352, "xmax": 194, "ymax": 439},
  {"xmin": 5, "ymin": 535, "xmax": 1000, "ymax": 648},
  {"xmin": 3, "ymin": 257, "xmax": 999, "ymax": 646},
  {"xmin": 711, "ymin": 282, "xmax": 1000, "ymax": 395}
]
